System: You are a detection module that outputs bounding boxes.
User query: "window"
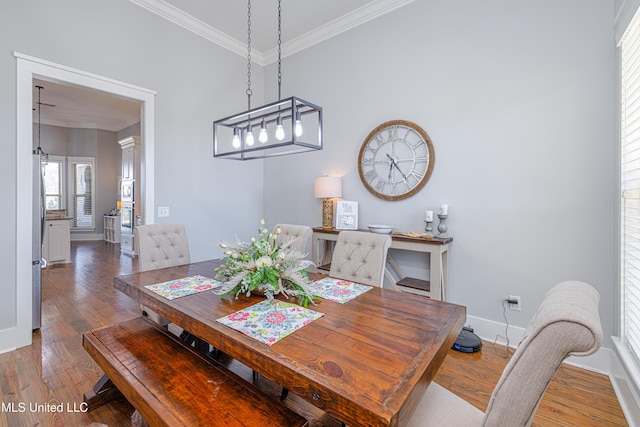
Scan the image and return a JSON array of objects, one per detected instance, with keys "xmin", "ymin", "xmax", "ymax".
[
  {"xmin": 68, "ymin": 157, "xmax": 95, "ymax": 229},
  {"xmin": 621, "ymin": 6, "xmax": 640, "ymax": 365},
  {"xmin": 42, "ymin": 155, "xmax": 65, "ymax": 211}
]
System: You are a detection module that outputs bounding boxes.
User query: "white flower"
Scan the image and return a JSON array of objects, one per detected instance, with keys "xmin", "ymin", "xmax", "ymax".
[
  {"xmin": 279, "ymin": 251, "xmax": 286, "ymax": 259},
  {"xmin": 231, "ymin": 253, "xmax": 238, "ymax": 259},
  {"xmin": 260, "ymin": 218, "xmax": 265, "ymax": 225},
  {"xmin": 256, "ymin": 255, "xmax": 273, "ymax": 268},
  {"xmin": 220, "ymin": 243, "xmax": 227, "ymax": 248},
  {"xmin": 251, "ymin": 237, "xmax": 256, "ymax": 243},
  {"xmin": 224, "ymin": 250, "xmax": 232, "ymax": 255},
  {"xmin": 276, "ymin": 227, "xmax": 281, "ymax": 234}
]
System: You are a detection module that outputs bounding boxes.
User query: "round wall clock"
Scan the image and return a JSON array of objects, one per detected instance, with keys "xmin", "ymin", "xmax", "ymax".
[{"xmin": 358, "ymin": 120, "xmax": 435, "ymax": 201}]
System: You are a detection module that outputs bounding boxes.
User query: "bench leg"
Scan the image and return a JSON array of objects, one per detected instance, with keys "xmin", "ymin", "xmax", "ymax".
[
  {"xmin": 179, "ymin": 330, "xmax": 210, "ymax": 354},
  {"xmin": 83, "ymin": 373, "xmax": 123, "ymax": 411}
]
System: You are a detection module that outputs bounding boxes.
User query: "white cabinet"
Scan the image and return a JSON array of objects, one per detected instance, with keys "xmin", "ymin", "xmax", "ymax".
[
  {"xmin": 121, "ymin": 233, "xmax": 135, "ymax": 255},
  {"xmin": 119, "ymin": 136, "xmax": 140, "ymax": 183},
  {"xmin": 104, "ymin": 215, "xmax": 121, "ymax": 243},
  {"xmin": 44, "ymin": 219, "xmax": 71, "ymax": 265},
  {"xmin": 121, "ymin": 145, "xmax": 135, "ymax": 181},
  {"xmin": 118, "ymin": 136, "xmax": 141, "ymax": 257}
]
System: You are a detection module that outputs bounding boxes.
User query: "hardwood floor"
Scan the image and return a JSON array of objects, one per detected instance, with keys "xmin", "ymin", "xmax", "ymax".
[{"xmin": 0, "ymin": 241, "xmax": 628, "ymax": 426}]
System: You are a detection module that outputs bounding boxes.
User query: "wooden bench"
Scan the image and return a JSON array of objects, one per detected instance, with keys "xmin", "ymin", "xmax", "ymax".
[{"xmin": 82, "ymin": 316, "xmax": 308, "ymax": 427}]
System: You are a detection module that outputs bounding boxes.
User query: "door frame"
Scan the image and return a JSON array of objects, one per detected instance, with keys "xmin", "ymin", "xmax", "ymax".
[{"xmin": 11, "ymin": 52, "xmax": 156, "ymax": 350}]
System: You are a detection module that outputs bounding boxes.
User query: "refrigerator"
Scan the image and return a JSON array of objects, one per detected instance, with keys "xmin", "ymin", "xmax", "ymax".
[{"xmin": 32, "ymin": 151, "xmax": 46, "ymax": 330}]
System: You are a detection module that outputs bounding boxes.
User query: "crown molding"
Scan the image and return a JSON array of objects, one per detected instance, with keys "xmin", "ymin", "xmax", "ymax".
[
  {"xmin": 127, "ymin": 0, "xmax": 264, "ymax": 65},
  {"xmin": 128, "ymin": 0, "xmax": 414, "ymax": 66},
  {"xmin": 264, "ymin": 0, "xmax": 415, "ymax": 63}
]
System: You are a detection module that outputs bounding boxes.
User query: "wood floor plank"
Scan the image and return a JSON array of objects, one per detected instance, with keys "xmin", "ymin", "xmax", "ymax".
[{"xmin": 0, "ymin": 241, "xmax": 629, "ymax": 426}]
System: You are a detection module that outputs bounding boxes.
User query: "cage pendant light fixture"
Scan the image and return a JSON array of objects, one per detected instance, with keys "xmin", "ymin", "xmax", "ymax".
[{"xmin": 214, "ymin": 0, "xmax": 323, "ymax": 160}]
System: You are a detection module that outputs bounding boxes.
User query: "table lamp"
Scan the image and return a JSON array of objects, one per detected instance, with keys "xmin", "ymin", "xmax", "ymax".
[{"xmin": 314, "ymin": 176, "xmax": 342, "ymax": 229}]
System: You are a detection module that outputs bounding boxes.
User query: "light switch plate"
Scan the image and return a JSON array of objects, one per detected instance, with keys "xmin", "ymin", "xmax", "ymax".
[{"xmin": 158, "ymin": 206, "xmax": 170, "ymax": 218}]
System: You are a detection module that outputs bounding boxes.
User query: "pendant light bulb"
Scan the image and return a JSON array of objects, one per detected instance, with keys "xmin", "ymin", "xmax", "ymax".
[
  {"xmin": 258, "ymin": 119, "xmax": 268, "ymax": 143},
  {"xmin": 246, "ymin": 125, "xmax": 255, "ymax": 147},
  {"xmin": 275, "ymin": 116, "xmax": 285, "ymax": 141},
  {"xmin": 232, "ymin": 128, "xmax": 241, "ymax": 149},
  {"xmin": 294, "ymin": 111, "xmax": 303, "ymax": 137}
]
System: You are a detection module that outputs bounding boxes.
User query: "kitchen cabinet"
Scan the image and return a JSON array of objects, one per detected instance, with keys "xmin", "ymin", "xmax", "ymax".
[
  {"xmin": 118, "ymin": 136, "xmax": 141, "ymax": 257},
  {"xmin": 119, "ymin": 136, "xmax": 140, "ymax": 182},
  {"xmin": 44, "ymin": 219, "xmax": 71, "ymax": 265}
]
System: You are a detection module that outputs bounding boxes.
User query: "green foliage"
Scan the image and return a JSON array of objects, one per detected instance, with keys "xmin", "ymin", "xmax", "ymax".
[{"xmin": 213, "ymin": 219, "xmax": 316, "ymax": 307}]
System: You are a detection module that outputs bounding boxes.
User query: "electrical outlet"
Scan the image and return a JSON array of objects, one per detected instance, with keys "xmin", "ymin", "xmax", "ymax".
[
  {"xmin": 508, "ymin": 295, "xmax": 521, "ymax": 311},
  {"xmin": 158, "ymin": 206, "xmax": 170, "ymax": 218}
]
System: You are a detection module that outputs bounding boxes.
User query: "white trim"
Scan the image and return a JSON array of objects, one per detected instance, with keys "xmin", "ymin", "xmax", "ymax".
[
  {"xmin": 70, "ymin": 233, "xmax": 106, "ymax": 241},
  {"xmin": 127, "ymin": 0, "xmax": 415, "ymax": 65},
  {"xmin": 616, "ymin": 0, "xmax": 640, "ymax": 44},
  {"xmin": 466, "ymin": 314, "xmax": 612, "ymax": 375},
  {"xmin": 5, "ymin": 52, "xmax": 155, "ymax": 353},
  {"xmin": 612, "ymin": 337, "xmax": 640, "ymax": 426},
  {"xmin": 264, "ymin": 0, "xmax": 416, "ymax": 63}
]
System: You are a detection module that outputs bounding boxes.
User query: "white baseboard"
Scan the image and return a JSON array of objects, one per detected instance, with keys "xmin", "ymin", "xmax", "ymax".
[
  {"xmin": 611, "ymin": 337, "xmax": 640, "ymax": 427},
  {"xmin": 466, "ymin": 315, "xmax": 640, "ymax": 425},
  {"xmin": 466, "ymin": 314, "xmax": 611, "ymax": 374},
  {"xmin": 70, "ymin": 233, "xmax": 105, "ymax": 241}
]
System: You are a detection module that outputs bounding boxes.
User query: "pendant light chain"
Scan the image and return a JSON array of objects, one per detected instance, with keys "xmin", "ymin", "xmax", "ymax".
[
  {"xmin": 246, "ymin": 0, "xmax": 252, "ymax": 110},
  {"xmin": 213, "ymin": 0, "xmax": 323, "ymax": 159},
  {"xmin": 277, "ymin": 0, "xmax": 282, "ymax": 101}
]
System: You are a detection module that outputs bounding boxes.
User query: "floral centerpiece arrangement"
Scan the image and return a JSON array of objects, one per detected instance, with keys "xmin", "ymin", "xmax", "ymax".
[{"xmin": 212, "ymin": 219, "xmax": 317, "ymax": 307}]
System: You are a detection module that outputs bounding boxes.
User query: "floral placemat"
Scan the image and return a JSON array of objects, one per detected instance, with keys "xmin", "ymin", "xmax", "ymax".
[
  {"xmin": 145, "ymin": 275, "xmax": 221, "ymax": 300},
  {"xmin": 217, "ymin": 300, "xmax": 324, "ymax": 346},
  {"xmin": 308, "ymin": 277, "xmax": 372, "ymax": 303}
]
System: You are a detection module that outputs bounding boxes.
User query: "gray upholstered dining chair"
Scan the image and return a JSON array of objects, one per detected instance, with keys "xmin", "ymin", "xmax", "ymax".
[
  {"xmin": 273, "ymin": 223, "xmax": 312, "ymax": 257},
  {"xmin": 135, "ymin": 224, "xmax": 190, "ymax": 326},
  {"xmin": 406, "ymin": 280, "xmax": 602, "ymax": 427},
  {"xmin": 136, "ymin": 223, "xmax": 191, "ymax": 273},
  {"xmin": 329, "ymin": 230, "xmax": 392, "ymax": 287}
]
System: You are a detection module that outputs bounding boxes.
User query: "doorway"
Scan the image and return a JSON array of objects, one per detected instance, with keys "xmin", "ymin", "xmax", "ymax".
[{"xmin": 14, "ymin": 52, "xmax": 156, "ymax": 349}]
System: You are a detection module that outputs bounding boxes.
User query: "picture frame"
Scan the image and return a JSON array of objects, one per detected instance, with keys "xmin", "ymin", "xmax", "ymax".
[{"xmin": 335, "ymin": 201, "xmax": 358, "ymax": 230}]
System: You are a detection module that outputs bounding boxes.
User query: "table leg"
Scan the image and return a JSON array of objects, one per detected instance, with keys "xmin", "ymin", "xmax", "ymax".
[
  {"xmin": 430, "ymin": 251, "xmax": 442, "ymax": 301},
  {"xmin": 83, "ymin": 373, "xmax": 123, "ymax": 411}
]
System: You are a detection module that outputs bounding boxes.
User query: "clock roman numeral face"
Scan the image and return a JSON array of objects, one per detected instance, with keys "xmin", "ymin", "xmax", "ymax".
[{"xmin": 358, "ymin": 120, "xmax": 435, "ymax": 201}]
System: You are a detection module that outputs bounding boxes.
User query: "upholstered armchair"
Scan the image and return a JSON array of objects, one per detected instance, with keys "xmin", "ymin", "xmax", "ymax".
[
  {"xmin": 329, "ymin": 230, "xmax": 392, "ymax": 287},
  {"xmin": 407, "ymin": 280, "xmax": 603, "ymax": 427}
]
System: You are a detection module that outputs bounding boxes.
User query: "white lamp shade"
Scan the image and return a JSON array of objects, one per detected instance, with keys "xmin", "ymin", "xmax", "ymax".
[{"xmin": 314, "ymin": 176, "xmax": 342, "ymax": 198}]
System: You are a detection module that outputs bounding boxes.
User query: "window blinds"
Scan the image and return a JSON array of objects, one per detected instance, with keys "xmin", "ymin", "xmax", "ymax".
[
  {"xmin": 621, "ymin": 6, "xmax": 640, "ymax": 363},
  {"xmin": 70, "ymin": 160, "xmax": 94, "ymax": 228}
]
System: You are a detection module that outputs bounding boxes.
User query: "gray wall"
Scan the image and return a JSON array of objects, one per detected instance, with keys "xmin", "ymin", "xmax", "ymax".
[
  {"xmin": 263, "ymin": 0, "xmax": 617, "ymax": 345},
  {"xmin": 1, "ymin": 0, "xmax": 618, "ymax": 351},
  {"xmin": 33, "ymin": 124, "xmax": 122, "ymax": 235},
  {"xmin": 1, "ymin": 0, "xmax": 264, "ymax": 336}
]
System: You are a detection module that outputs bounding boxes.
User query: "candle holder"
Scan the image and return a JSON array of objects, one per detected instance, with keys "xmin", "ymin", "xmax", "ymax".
[
  {"xmin": 424, "ymin": 220, "xmax": 433, "ymax": 234},
  {"xmin": 437, "ymin": 214, "xmax": 448, "ymax": 238}
]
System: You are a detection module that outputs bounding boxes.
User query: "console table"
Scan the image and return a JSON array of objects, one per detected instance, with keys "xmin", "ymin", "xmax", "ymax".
[{"xmin": 311, "ymin": 227, "xmax": 453, "ymax": 300}]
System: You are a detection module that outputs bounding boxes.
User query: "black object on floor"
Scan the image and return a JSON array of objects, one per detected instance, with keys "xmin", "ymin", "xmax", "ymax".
[{"xmin": 452, "ymin": 326, "xmax": 482, "ymax": 353}]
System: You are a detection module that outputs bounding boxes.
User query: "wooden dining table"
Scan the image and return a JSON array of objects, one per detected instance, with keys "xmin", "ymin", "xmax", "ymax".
[{"xmin": 113, "ymin": 259, "xmax": 466, "ymax": 427}]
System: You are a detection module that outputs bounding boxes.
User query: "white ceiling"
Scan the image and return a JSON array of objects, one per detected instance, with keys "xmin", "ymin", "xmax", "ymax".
[
  {"xmin": 33, "ymin": 0, "xmax": 414, "ymax": 131},
  {"xmin": 33, "ymin": 79, "xmax": 141, "ymax": 132}
]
